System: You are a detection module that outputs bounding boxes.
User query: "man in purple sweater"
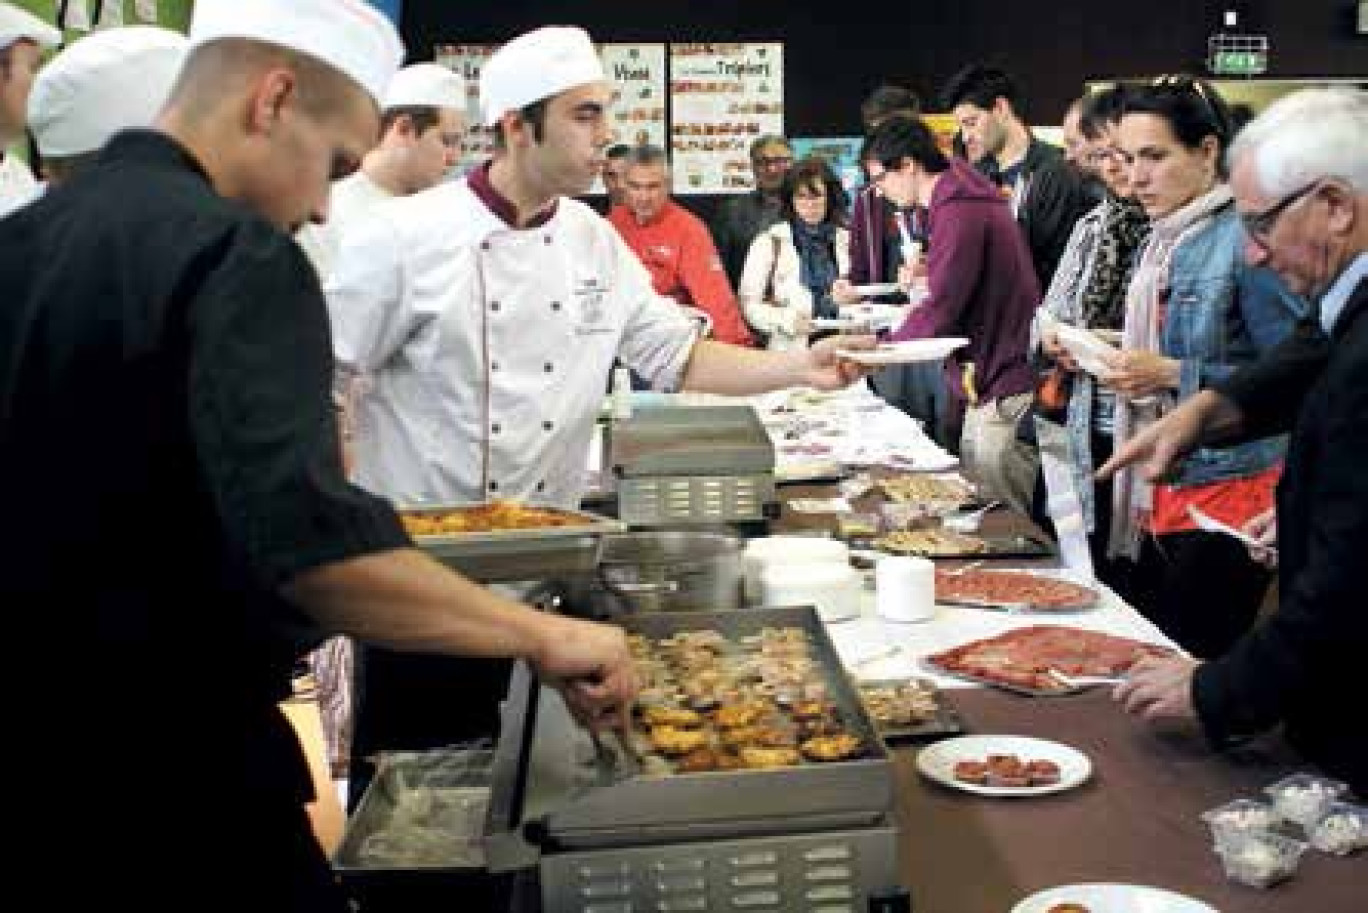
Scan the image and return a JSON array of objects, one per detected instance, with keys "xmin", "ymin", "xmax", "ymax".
[{"xmin": 863, "ymin": 115, "xmax": 1039, "ymax": 514}]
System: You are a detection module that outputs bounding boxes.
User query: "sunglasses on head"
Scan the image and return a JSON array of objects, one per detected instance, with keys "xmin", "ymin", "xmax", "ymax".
[{"xmin": 1149, "ymin": 74, "xmax": 1228, "ymax": 138}]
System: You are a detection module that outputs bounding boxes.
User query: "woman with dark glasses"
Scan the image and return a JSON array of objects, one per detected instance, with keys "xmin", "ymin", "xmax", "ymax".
[{"xmin": 1103, "ymin": 76, "xmax": 1306, "ymax": 658}]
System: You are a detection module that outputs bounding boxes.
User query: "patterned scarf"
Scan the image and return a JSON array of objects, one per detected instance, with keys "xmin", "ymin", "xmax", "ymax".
[
  {"xmin": 1079, "ymin": 196, "xmax": 1150, "ymax": 330},
  {"xmin": 1109, "ymin": 184, "xmax": 1233, "ymax": 561},
  {"xmin": 791, "ymin": 219, "xmax": 840, "ymax": 318}
]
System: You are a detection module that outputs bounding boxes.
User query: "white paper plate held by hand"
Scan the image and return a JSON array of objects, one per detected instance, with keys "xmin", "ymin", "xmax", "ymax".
[{"xmin": 836, "ymin": 337, "xmax": 969, "ymax": 366}]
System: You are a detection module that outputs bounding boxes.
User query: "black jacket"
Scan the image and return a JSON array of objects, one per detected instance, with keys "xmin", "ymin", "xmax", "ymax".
[
  {"xmin": 1198, "ymin": 276, "xmax": 1368, "ymax": 793},
  {"xmin": 977, "ymin": 138, "xmax": 1094, "ymax": 290}
]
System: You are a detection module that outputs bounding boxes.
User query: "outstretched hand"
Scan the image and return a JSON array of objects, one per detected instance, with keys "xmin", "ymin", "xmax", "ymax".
[{"xmin": 803, "ymin": 333, "xmax": 877, "ymax": 390}]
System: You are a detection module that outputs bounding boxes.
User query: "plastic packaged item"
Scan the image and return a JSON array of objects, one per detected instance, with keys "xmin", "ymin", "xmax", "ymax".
[
  {"xmin": 1263, "ymin": 772, "xmax": 1348, "ymax": 827},
  {"xmin": 1213, "ymin": 831, "xmax": 1308, "ymax": 888},
  {"xmin": 1201, "ymin": 798, "xmax": 1283, "ymax": 846},
  {"xmin": 1308, "ymin": 802, "xmax": 1368, "ymax": 856}
]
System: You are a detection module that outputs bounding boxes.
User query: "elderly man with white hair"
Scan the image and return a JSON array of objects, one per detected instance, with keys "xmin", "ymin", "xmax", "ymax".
[
  {"xmin": 26, "ymin": 25, "xmax": 187, "ymax": 186},
  {"xmin": 1105, "ymin": 87, "xmax": 1368, "ymax": 793},
  {"xmin": 0, "ymin": 2, "xmax": 59, "ymax": 214}
]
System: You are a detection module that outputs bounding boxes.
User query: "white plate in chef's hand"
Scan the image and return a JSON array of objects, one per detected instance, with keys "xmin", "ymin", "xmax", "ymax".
[
  {"xmin": 1010, "ymin": 883, "xmax": 1218, "ymax": 913},
  {"xmin": 812, "ymin": 304, "xmax": 907, "ymax": 331},
  {"xmin": 916, "ymin": 734, "xmax": 1091, "ymax": 797},
  {"xmin": 836, "ymin": 337, "xmax": 969, "ymax": 366}
]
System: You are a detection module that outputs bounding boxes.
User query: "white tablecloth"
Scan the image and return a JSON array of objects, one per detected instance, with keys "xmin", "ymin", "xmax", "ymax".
[{"xmin": 824, "ymin": 582, "xmax": 1179, "ymax": 688}]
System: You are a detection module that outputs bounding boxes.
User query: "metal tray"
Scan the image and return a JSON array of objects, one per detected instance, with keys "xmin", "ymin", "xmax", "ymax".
[
  {"xmin": 485, "ymin": 606, "xmax": 893, "ymax": 863},
  {"xmin": 856, "ymin": 677, "xmax": 964, "ymax": 743},
  {"xmin": 335, "ymin": 748, "xmax": 495, "ymax": 873},
  {"xmin": 402, "ymin": 504, "xmax": 625, "ymax": 583}
]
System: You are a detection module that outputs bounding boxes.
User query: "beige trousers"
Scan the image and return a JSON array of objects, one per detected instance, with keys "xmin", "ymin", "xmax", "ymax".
[{"xmin": 960, "ymin": 392, "xmax": 1039, "ymax": 516}]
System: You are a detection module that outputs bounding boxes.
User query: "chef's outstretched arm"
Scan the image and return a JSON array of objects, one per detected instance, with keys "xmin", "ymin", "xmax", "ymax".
[
  {"xmin": 680, "ymin": 334, "xmax": 876, "ymax": 395},
  {"xmin": 283, "ymin": 550, "xmax": 637, "ymax": 729}
]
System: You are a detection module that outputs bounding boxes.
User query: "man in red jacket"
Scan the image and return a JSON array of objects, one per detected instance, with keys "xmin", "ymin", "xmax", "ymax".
[{"xmin": 609, "ymin": 144, "xmax": 755, "ymax": 346}]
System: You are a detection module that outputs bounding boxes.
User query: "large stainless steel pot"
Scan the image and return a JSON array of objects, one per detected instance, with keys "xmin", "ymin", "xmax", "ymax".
[{"xmin": 593, "ymin": 531, "xmax": 743, "ymax": 615}]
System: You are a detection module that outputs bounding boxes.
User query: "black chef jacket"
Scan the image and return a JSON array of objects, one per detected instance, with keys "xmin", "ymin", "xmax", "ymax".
[{"xmin": 0, "ymin": 131, "xmax": 409, "ymax": 906}]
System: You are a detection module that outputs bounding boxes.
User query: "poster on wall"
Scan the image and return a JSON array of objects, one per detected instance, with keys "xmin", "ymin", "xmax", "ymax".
[
  {"xmin": 591, "ymin": 43, "xmax": 667, "ymax": 195},
  {"xmin": 789, "ymin": 137, "xmax": 864, "ymax": 195},
  {"xmin": 433, "ymin": 43, "xmax": 499, "ymax": 176},
  {"xmin": 669, "ymin": 42, "xmax": 784, "ymax": 195}
]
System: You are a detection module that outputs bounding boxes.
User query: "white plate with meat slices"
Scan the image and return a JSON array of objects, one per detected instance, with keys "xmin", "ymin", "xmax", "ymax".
[
  {"xmin": 1011, "ymin": 882, "xmax": 1218, "ymax": 913},
  {"xmin": 916, "ymin": 734, "xmax": 1091, "ymax": 797}
]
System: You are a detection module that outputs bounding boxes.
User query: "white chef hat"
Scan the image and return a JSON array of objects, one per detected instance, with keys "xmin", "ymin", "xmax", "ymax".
[
  {"xmin": 383, "ymin": 62, "xmax": 465, "ymax": 111},
  {"xmin": 189, "ymin": 0, "xmax": 404, "ymax": 105},
  {"xmin": 479, "ymin": 26, "xmax": 604, "ymax": 127},
  {"xmin": 28, "ymin": 26, "xmax": 187, "ymax": 158},
  {"xmin": 0, "ymin": 3, "xmax": 62, "ymax": 52}
]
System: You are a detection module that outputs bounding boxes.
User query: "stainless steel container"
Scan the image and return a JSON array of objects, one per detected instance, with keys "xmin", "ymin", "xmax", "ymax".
[{"xmin": 595, "ymin": 531, "xmax": 743, "ymax": 614}]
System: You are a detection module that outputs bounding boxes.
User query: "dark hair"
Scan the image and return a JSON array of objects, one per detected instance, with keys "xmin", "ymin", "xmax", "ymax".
[
  {"xmin": 490, "ymin": 98, "xmax": 548, "ymax": 149},
  {"xmin": 861, "ymin": 84, "xmax": 921, "ymax": 130},
  {"xmin": 605, "ymin": 143, "xmax": 631, "ymax": 161},
  {"xmin": 624, "ymin": 143, "xmax": 669, "ymax": 168},
  {"xmin": 1121, "ymin": 75, "xmax": 1233, "ymax": 166},
  {"xmin": 780, "ymin": 156, "xmax": 849, "ymax": 227},
  {"xmin": 1227, "ymin": 102, "xmax": 1256, "ymax": 134},
  {"xmin": 1078, "ymin": 85, "xmax": 1130, "ymax": 140},
  {"xmin": 862, "ymin": 115, "xmax": 950, "ymax": 175},
  {"xmin": 940, "ymin": 64, "xmax": 1021, "ymax": 118},
  {"xmin": 380, "ymin": 105, "xmax": 441, "ymax": 135}
]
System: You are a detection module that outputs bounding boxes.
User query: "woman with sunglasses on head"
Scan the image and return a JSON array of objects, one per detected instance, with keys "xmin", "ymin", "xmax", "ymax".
[
  {"xmin": 737, "ymin": 156, "xmax": 851, "ymax": 350},
  {"xmin": 1103, "ymin": 76, "xmax": 1306, "ymax": 658}
]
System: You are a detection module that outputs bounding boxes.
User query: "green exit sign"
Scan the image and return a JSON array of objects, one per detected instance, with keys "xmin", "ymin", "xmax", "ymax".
[{"xmin": 1212, "ymin": 51, "xmax": 1269, "ymax": 75}]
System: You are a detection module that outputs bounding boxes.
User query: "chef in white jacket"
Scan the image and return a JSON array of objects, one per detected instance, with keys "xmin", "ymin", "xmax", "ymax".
[
  {"xmin": 327, "ymin": 25, "xmax": 868, "ymax": 510},
  {"xmin": 297, "ymin": 61, "xmax": 466, "ymax": 280},
  {"xmin": 325, "ymin": 24, "xmax": 871, "ymax": 794},
  {"xmin": 0, "ymin": 3, "xmax": 60, "ymax": 217}
]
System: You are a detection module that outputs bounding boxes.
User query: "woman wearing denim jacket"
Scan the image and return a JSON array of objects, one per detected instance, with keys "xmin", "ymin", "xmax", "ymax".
[{"xmin": 1104, "ymin": 77, "xmax": 1306, "ymax": 657}]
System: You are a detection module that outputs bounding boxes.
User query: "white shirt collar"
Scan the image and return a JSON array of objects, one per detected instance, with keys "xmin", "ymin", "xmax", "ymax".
[{"xmin": 1320, "ymin": 252, "xmax": 1368, "ymax": 335}]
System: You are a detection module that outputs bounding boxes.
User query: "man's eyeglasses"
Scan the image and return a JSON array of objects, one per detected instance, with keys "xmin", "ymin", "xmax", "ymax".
[
  {"xmin": 1240, "ymin": 181, "xmax": 1318, "ymax": 243},
  {"xmin": 755, "ymin": 155, "xmax": 794, "ymax": 169},
  {"xmin": 1084, "ymin": 146, "xmax": 1125, "ymax": 166}
]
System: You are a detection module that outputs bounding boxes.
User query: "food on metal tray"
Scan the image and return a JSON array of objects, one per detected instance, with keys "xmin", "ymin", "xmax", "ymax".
[
  {"xmin": 1046, "ymin": 904, "xmax": 1091, "ymax": 913},
  {"xmin": 878, "ymin": 474, "xmax": 974, "ymax": 505},
  {"xmin": 858, "ymin": 680, "xmax": 940, "ymax": 728},
  {"xmin": 926, "ymin": 625, "xmax": 1175, "ymax": 694},
  {"xmin": 714, "ymin": 701, "xmax": 770, "ymax": 729},
  {"xmin": 877, "ymin": 527, "xmax": 988, "ymax": 556},
  {"xmin": 790, "ymin": 699, "xmax": 836, "ymax": 721},
  {"xmin": 800, "ymin": 732, "xmax": 864, "ymax": 762},
  {"xmin": 650, "ymin": 725, "xmax": 710, "ymax": 756},
  {"xmin": 675, "ymin": 748, "xmax": 723, "ymax": 773},
  {"xmin": 738, "ymin": 746, "xmax": 803, "ymax": 769},
  {"xmin": 720, "ymin": 724, "xmax": 796, "ymax": 749},
  {"xmin": 933, "ymin": 569, "xmax": 1098, "ymax": 611},
  {"xmin": 951, "ymin": 753, "xmax": 1059, "ymax": 787},
  {"xmin": 641, "ymin": 705, "xmax": 705, "ymax": 729},
  {"xmin": 400, "ymin": 499, "xmax": 586, "ymax": 535}
]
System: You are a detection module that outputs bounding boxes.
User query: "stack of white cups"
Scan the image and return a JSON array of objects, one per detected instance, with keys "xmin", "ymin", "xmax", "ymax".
[{"xmin": 876, "ymin": 556, "xmax": 937, "ymax": 623}]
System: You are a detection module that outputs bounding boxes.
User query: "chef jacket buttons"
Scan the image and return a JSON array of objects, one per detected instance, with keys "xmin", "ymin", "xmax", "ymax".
[
  {"xmin": 535, "ymin": 481, "xmax": 546, "ymax": 493},
  {"xmin": 542, "ymin": 420, "xmax": 554, "ymax": 431},
  {"xmin": 481, "ymin": 241, "xmax": 491, "ymax": 251},
  {"xmin": 544, "ymin": 362, "xmax": 554, "ymax": 373},
  {"xmin": 490, "ymin": 301, "xmax": 501, "ymax": 312},
  {"xmin": 491, "ymin": 361, "xmax": 501, "ymax": 372},
  {"xmin": 488, "ymin": 480, "xmax": 499, "ymax": 492},
  {"xmin": 543, "ymin": 235, "xmax": 553, "ymax": 244},
  {"xmin": 551, "ymin": 301, "xmax": 562, "ymax": 312},
  {"xmin": 491, "ymin": 423, "xmax": 502, "ymax": 434}
]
